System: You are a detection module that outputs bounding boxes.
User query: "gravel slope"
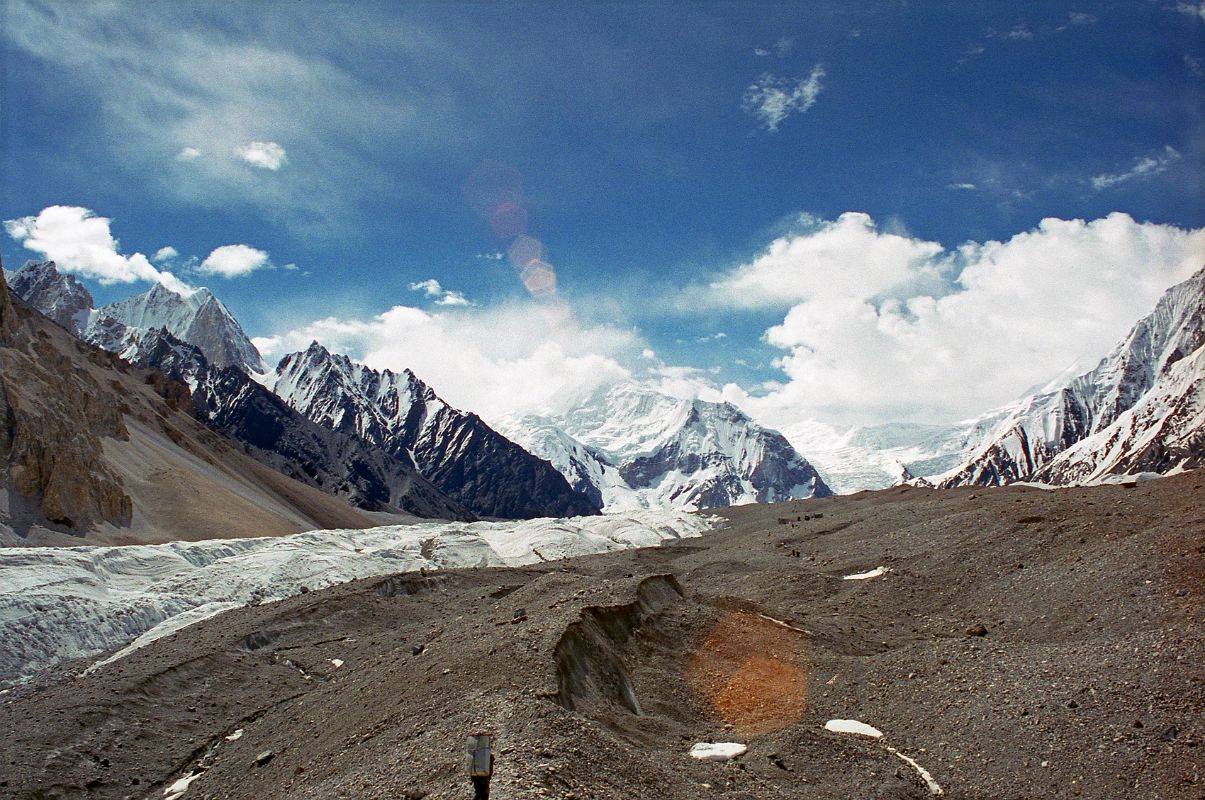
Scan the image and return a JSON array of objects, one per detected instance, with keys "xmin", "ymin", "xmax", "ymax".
[{"xmin": 0, "ymin": 472, "xmax": 1201, "ymax": 799}]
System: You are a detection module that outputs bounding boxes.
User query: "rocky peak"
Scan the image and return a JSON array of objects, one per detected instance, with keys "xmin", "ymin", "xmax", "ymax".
[
  {"xmin": 6, "ymin": 260, "xmax": 93, "ymax": 336},
  {"xmin": 86, "ymin": 280, "xmax": 266, "ymax": 373}
]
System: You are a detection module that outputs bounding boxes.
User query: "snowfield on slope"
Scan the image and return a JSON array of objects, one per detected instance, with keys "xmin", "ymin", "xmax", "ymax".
[{"xmin": 0, "ymin": 511, "xmax": 716, "ymax": 685}]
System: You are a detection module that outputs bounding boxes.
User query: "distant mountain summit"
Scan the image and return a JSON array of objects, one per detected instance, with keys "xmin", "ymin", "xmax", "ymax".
[
  {"xmin": 940, "ymin": 267, "xmax": 1205, "ymax": 486},
  {"xmin": 500, "ymin": 383, "xmax": 832, "ymax": 510},
  {"xmin": 85, "ymin": 280, "xmax": 266, "ymax": 373},
  {"xmin": 266, "ymin": 342, "xmax": 601, "ymax": 519}
]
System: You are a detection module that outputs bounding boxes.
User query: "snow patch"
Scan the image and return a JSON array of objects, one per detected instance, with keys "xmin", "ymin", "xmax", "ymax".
[
  {"xmin": 330, "ymin": 659, "xmax": 344, "ymax": 668},
  {"xmin": 224, "ymin": 729, "xmax": 243, "ymax": 741},
  {"xmin": 842, "ymin": 566, "xmax": 887, "ymax": 581},
  {"xmin": 162, "ymin": 770, "xmax": 202, "ymax": 799},
  {"xmin": 824, "ymin": 719, "xmax": 883, "ymax": 738},
  {"xmin": 689, "ymin": 742, "xmax": 748, "ymax": 761},
  {"xmin": 887, "ymin": 746, "xmax": 944, "ymax": 796}
]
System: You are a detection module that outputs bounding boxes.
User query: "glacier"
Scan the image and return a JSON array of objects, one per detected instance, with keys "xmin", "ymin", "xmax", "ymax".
[{"xmin": 0, "ymin": 511, "xmax": 716, "ymax": 686}]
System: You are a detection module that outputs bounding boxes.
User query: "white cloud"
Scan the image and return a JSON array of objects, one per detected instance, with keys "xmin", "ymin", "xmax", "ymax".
[
  {"xmin": 409, "ymin": 278, "xmax": 473, "ymax": 307},
  {"xmin": 176, "ymin": 146, "xmax": 202, "ymax": 161},
  {"xmin": 236, "ymin": 140, "xmax": 288, "ymax": 171},
  {"xmin": 255, "ymin": 303, "xmax": 639, "ymax": 423},
  {"xmin": 4, "ymin": 205, "xmax": 189, "ymax": 292},
  {"xmin": 741, "ymin": 65, "xmax": 825, "ymax": 132},
  {"xmin": 947, "ymin": 182, "xmax": 977, "ymax": 191},
  {"xmin": 704, "ymin": 212, "xmax": 1205, "ymax": 427},
  {"xmin": 1091, "ymin": 146, "xmax": 1182, "ymax": 190},
  {"xmin": 152, "ymin": 246, "xmax": 179, "ymax": 262},
  {"xmin": 1068, "ymin": 12, "xmax": 1096, "ymax": 25},
  {"xmin": 199, "ymin": 244, "xmax": 271, "ymax": 277},
  {"xmin": 1169, "ymin": 2, "xmax": 1205, "ymax": 21}
]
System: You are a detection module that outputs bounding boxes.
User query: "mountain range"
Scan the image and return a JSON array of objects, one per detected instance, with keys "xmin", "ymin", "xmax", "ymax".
[{"xmin": 2, "ymin": 258, "xmax": 1200, "ymax": 543}]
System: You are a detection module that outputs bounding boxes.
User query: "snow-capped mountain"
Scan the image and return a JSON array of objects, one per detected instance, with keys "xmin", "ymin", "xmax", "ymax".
[
  {"xmin": 779, "ymin": 419, "xmax": 971, "ymax": 494},
  {"xmin": 266, "ymin": 342, "xmax": 600, "ymax": 519},
  {"xmin": 939, "ymin": 267, "xmax": 1205, "ymax": 486},
  {"xmin": 85, "ymin": 280, "xmax": 266, "ymax": 373},
  {"xmin": 499, "ymin": 383, "xmax": 832, "ymax": 511},
  {"xmin": 119, "ymin": 329, "xmax": 473, "ymax": 520},
  {"xmin": 6, "ymin": 261, "xmax": 93, "ymax": 336}
]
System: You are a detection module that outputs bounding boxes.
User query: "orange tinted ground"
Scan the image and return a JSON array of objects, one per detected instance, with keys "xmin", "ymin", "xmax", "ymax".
[{"xmin": 685, "ymin": 610, "xmax": 809, "ymax": 736}]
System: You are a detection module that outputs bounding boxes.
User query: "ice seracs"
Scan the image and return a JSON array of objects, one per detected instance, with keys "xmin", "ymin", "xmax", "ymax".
[
  {"xmin": 499, "ymin": 383, "xmax": 832, "ymax": 511},
  {"xmin": 0, "ymin": 510, "xmax": 715, "ymax": 685}
]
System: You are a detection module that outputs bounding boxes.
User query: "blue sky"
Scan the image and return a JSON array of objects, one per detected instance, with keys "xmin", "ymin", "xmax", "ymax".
[{"xmin": 2, "ymin": 0, "xmax": 1203, "ymax": 429}]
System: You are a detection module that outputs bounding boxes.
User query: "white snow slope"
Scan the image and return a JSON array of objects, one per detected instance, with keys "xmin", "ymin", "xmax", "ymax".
[
  {"xmin": 500, "ymin": 383, "xmax": 830, "ymax": 511},
  {"xmin": 0, "ymin": 512, "xmax": 715, "ymax": 686}
]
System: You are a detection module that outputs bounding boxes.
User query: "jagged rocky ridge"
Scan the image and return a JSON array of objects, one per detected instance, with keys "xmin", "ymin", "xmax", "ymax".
[
  {"xmin": 8, "ymin": 262, "xmax": 577, "ymax": 521},
  {"xmin": 940, "ymin": 267, "xmax": 1205, "ymax": 487},
  {"xmin": 500, "ymin": 383, "xmax": 832, "ymax": 510},
  {"xmin": 4, "ymin": 261, "xmax": 93, "ymax": 335},
  {"xmin": 121, "ymin": 329, "xmax": 473, "ymax": 521},
  {"xmin": 266, "ymin": 342, "xmax": 600, "ymax": 520}
]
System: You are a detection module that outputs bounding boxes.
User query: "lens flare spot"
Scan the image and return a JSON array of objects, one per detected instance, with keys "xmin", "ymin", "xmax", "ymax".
[
  {"xmin": 508, "ymin": 235, "xmax": 543, "ymax": 270},
  {"xmin": 520, "ymin": 260, "xmax": 557, "ymax": 297},
  {"xmin": 490, "ymin": 201, "xmax": 528, "ymax": 239}
]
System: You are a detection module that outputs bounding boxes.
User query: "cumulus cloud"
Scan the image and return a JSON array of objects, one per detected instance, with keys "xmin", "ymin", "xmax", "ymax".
[
  {"xmin": 236, "ymin": 141, "xmax": 288, "ymax": 171},
  {"xmin": 742, "ymin": 65, "xmax": 825, "ymax": 132},
  {"xmin": 152, "ymin": 246, "xmax": 179, "ymax": 262},
  {"xmin": 176, "ymin": 146, "xmax": 202, "ymax": 161},
  {"xmin": 409, "ymin": 278, "xmax": 473, "ymax": 307},
  {"xmin": 1091, "ymin": 146, "xmax": 1181, "ymax": 190},
  {"xmin": 705, "ymin": 212, "xmax": 1205, "ymax": 427},
  {"xmin": 199, "ymin": 244, "xmax": 272, "ymax": 277},
  {"xmin": 4, "ymin": 205, "xmax": 189, "ymax": 292},
  {"xmin": 255, "ymin": 303, "xmax": 639, "ymax": 423}
]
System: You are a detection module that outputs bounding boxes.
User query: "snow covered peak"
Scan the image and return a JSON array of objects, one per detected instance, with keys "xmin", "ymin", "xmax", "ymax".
[
  {"xmin": 86, "ymin": 281, "xmax": 265, "ymax": 373},
  {"xmin": 938, "ymin": 267, "xmax": 1205, "ymax": 486},
  {"xmin": 500, "ymin": 381, "xmax": 832, "ymax": 511},
  {"xmin": 7, "ymin": 260, "xmax": 93, "ymax": 336}
]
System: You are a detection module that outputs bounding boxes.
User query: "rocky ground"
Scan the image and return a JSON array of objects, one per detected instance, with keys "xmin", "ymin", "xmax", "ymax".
[{"xmin": 0, "ymin": 472, "xmax": 1202, "ymax": 799}]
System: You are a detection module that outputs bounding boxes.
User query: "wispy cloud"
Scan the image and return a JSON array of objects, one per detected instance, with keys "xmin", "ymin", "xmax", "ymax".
[
  {"xmin": 741, "ymin": 64, "xmax": 825, "ymax": 132},
  {"xmin": 409, "ymin": 278, "xmax": 472, "ymax": 307},
  {"xmin": 1, "ymin": 2, "xmax": 462, "ymax": 233},
  {"xmin": 236, "ymin": 141, "xmax": 287, "ymax": 171},
  {"xmin": 1090, "ymin": 146, "xmax": 1181, "ymax": 190},
  {"xmin": 1168, "ymin": 2, "xmax": 1205, "ymax": 21},
  {"xmin": 946, "ymin": 182, "xmax": 977, "ymax": 191}
]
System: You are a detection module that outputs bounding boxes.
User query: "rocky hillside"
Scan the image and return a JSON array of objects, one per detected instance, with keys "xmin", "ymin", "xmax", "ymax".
[
  {"xmin": 0, "ymin": 264, "xmax": 379, "ymax": 545},
  {"xmin": 5, "ymin": 261, "xmax": 93, "ymax": 335},
  {"xmin": 267, "ymin": 342, "xmax": 600, "ymax": 519},
  {"xmin": 940, "ymin": 267, "xmax": 1204, "ymax": 487},
  {"xmin": 501, "ymin": 383, "xmax": 832, "ymax": 510}
]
